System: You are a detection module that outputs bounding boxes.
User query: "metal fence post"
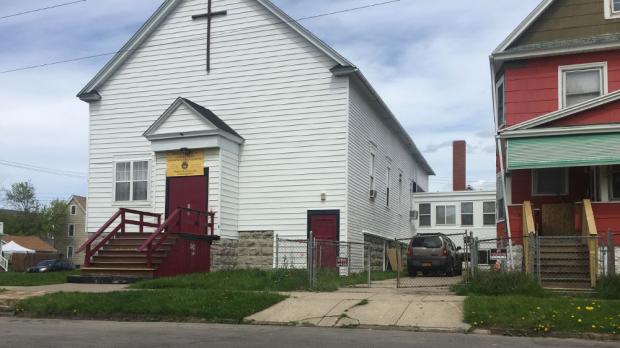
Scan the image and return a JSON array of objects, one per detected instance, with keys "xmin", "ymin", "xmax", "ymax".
[
  {"xmin": 608, "ymin": 229, "xmax": 615, "ymax": 276},
  {"xmin": 471, "ymin": 237, "xmax": 478, "ymax": 278},
  {"xmin": 396, "ymin": 239, "xmax": 401, "ymax": 288},
  {"xmin": 307, "ymin": 231, "xmax": 314, "ymax": 289},
  {"xmin": 367, "ymin": 243, "xmax": 371, "ymax": 288},
  {"xmin": 275, "ymin": 235, "xmax": 279, "ymax": 269},
  {"xmin": 347, "ymin": 243, "xmax": 351, "ymax": 276}
]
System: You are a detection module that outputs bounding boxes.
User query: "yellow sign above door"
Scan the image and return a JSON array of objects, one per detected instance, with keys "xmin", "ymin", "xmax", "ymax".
[{"xmin": 166, "ymin": 150, "xmax": 204, "ymax": 177}]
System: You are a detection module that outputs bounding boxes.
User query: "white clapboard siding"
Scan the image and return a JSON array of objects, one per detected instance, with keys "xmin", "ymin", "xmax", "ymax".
[
  {"xmin": 86, "ymin": 0, "xmax": 349, "ymax": 237},
  {"xmin": 346, "ymin": 82, "xmax": 429, "ymax": 246},
  {"xmin": 152, "ymin": 103, "xmax": 215, "ymax": 135}
]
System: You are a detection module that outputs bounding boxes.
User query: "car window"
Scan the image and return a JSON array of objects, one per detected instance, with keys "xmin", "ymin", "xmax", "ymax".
[
  {"xmin": 412, "ymin": 236, "xmax": 442, "ymax": 248},
  {"xmin": 37, "ymin": 260, "xmax": 54, "ymax": 267}
]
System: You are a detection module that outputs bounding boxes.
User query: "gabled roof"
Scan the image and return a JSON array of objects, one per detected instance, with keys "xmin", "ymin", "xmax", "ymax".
[
  {"xmin": 493, "ymin": 0, "xmax": 555, "ymax": 54},
  {"xmin": 3, "ymin": 235, "xmax": 57, "ymax": 253},
  {"xmin": 69, "ymin": 195, "xmax": 86, "ymax": 213},
  {"xmin": 77, "ymin": 0, "xmax": 434, "ymax": 175},
  {"xmin": 143, "ymin": 97, "xmax": 243, "ymax": 141},
  {"xmin": 501, "ymin": 89, "xmax": 620, "ymax": 132},
  {"xmin": 77, "ymin": 0, "xmax": 352, "ymax": 98}
]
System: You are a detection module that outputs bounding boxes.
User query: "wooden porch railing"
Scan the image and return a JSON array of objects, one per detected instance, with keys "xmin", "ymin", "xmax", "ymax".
[
  {"xmin": 522, "ymin": 201, "xmax": 536, "ymax": 275},
  {"xmin": 137, "ymin": 207, "xmax": 216, "ymax": 268},
  {"xmin": 582, "ymin": 199, "xmax": 598, "ymax": 288},
  {"xmin": 76, "ymin": 208, "xmax": 162, "ymax": 267}
]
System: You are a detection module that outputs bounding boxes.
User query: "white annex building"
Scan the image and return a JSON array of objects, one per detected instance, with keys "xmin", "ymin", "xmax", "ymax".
[{"xmin": 77, "ymin": 0, "xmax": 433, "ymax": 254}]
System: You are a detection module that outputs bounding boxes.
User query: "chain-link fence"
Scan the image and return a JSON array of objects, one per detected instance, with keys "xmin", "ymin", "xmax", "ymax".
[
  {"xmin": 274, "ymin": 234, "xmax": 371, "ymax": 289},
  {"xmin": 598, "ymin": 229, "xmax": 620, "ymax": 278},
  {"xmin": 395, "ymin": 232, "xmax": 468, "ymax": 288},
  {"xmin": 470, "ymin": 236, "xmax": 524, "ymax": 276}
]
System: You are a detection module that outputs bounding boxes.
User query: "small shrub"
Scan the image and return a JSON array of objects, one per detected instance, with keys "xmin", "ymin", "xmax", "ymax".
[
  {"xmin": 453, "ymin": 271, "xmax": 547, "ymax": 297},
  {"xmin": 596, "ymin": 275, "xmax": 620, "ymax": 299}
]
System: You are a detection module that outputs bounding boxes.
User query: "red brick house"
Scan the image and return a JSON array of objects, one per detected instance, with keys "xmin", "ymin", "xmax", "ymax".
[{"xmin": 492, "ymin": 0, "xmax": 620, "ymax": 287}]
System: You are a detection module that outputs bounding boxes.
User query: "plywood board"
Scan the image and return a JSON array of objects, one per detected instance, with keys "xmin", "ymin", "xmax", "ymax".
[{"xmin": 541, "ymin": 203, "xmax": 575, "ymax": 236}]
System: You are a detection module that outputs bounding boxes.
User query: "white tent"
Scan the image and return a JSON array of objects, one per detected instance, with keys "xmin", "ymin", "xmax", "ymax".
[{"xmin": 2, "ymin": 241, "xmax": 35, "ymax": 254}]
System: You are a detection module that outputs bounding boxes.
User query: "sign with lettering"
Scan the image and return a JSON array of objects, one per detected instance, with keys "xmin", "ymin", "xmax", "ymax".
[
  {"xmin": 490, "ymin": 249, "xmax": 507, "ymax": 260},
  {"xmin": 166, "ymin": 150, "xmax": 204, "ymax": 177},
  {"xmin": 337, "ymin": 257, "xmax": 349, "ymax": 267}
]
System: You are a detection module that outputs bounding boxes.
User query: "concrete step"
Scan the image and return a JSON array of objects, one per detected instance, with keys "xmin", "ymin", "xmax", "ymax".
[
  {"xmin": 108, "ymin": 238, "xmax": 175, "ymax": 247},
  {"xmin": 539, "ymin": 246, "xmax": 588, "ymax": 253},
  {"xmin": 102, "ymin": 244, "xmax": 172, "ymax": 252},
  {"xmin": 81, "ymin": 267, "xmax": 155, "ymax": 278},
  {"xmin": 542, "ymin": 280, "xmax": 592, "ymax": 290},
  {"xmin": 535, "ymin": 258, "xmax": 589, "ymax": 266},
  {"xmin": 538, "ymin": 265, "xmax": 590, "ymax": 273}
]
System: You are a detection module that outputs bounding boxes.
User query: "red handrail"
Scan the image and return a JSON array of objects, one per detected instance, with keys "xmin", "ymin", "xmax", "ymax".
[
  {"xmin": 137, "ymin": 207, "xmax": 216, "ymax": 267},
  {"xmin": 77, "ymin": 208, "xmax": 163, "ymax": 267}
]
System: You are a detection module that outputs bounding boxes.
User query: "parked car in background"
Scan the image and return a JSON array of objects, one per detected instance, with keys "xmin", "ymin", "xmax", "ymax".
[
  {"xmin": 26, "ymin": 259, "xmax": 75, "ymax": 273},
  {"xmin": 406, "ymin": 233, "xmax": 463, "ymax": 277}
]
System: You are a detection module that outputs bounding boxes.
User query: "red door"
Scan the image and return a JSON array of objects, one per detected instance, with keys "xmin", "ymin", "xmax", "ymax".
[
  {"xmin": 167, "ymin": 174, "xmax": 208, "ymax": 234},
  {"xmin": 309, "ymin": 211, "xmax": 339, "ymax": 269}
]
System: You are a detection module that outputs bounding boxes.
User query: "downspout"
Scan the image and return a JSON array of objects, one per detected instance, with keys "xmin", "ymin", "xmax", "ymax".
[{"xmin": 490, "ymin": 56, "xmax": 514, "ymax": 269}]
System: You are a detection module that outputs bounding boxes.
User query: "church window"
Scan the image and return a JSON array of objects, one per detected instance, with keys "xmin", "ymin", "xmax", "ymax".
[{"xmin": 115, "ymin": 160, "xmax": 149, "ymax": 202}]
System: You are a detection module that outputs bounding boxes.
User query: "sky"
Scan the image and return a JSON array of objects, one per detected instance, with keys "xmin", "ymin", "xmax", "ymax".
[{"xmin": 0, "ymin": 0, "xmax": 542, "ymax": 205}]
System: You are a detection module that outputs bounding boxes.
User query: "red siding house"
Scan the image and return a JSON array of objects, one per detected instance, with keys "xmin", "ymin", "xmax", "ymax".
[{"xmin": 491, "ymin": 0, "xmax": 620, "ymax": 287}]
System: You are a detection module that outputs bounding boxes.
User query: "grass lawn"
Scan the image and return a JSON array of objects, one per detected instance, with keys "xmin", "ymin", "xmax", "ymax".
[
  {"xmin": 465, "ymin": 295, "xmax": 620, "ymax": 335},
  {"xmin": 16, "ymin": 289, "xmax": 286, "ymax": 323},
  {"xmin": 131, "ymin": 269, "xmax": 397, "ymax": 292},
  {"xmin": 0, "ymin": 271, "xmax": 78, "ymax": 286}
]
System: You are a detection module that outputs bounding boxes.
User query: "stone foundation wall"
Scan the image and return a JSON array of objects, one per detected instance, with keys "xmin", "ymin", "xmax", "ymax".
[{"xmin": 211, "ymin": 231, "xmax": 274, "ymax": 271}]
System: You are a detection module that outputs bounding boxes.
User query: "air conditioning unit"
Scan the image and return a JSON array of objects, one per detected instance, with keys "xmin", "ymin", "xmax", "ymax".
[
  {"xmin": 409, "ymin": 210, "xmax": 419, "ymax": 220},
  {"xmin": 369, "ymin": 190, "xmax": 377, "ymax": 199}
]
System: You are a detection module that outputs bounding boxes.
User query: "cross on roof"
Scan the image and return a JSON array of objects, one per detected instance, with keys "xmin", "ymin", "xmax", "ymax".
[{"xmin": 191, "ymin": 0, "xmax": 227, "ymax": 72}]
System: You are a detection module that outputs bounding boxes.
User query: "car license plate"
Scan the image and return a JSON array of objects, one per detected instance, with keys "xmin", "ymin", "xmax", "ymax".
[{"xmin": 422, "ymin": 262, "xmax": 432, "ymax": 267}]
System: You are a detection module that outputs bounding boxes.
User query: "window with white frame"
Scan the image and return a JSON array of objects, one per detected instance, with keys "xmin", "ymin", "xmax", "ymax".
[
  {"xmin": 436, "ymin": 205, "xmax": 456, "ymax": 225},
  {"xmin": 70, "ymin": 205, "xmax": 77, "ymax": 215},
  {"xmin": 419, "ymin": 203, "xmax": 431, "ymax": 227},
  {"xmin": 461, "ymin": 202, "xmax": 473, "ymax": 226},
  {"xmin": 533, "ymin": 168, "xmax": 568, "ymax": 195},
  {"xmin": 496, "ymin": 76, "xmax": 506, "ymax": 127},
  {"xmin": 115, "ymin": 160, "xmax": 149, "ymax": 202},
  {"xmin": 611, "ymin": 165, "xmax": 620, "ymax": 200},
  {"xmin": 605, "ymin": 0, "xmax": 620, "ymax": 19},
  {"xmin": 386, "ymin": 167, "xmax": 391, "ymax": 207},
  {"xmin": 67, "ymin": 246, "xmax": 74, "ymax": 259},
  {"xmin": 559, "ymin": 63, "xmax": 607, "ymax": 108},
  {"xmin": 68, "ymin": 223, "xmax": 75, "ymax": 237},
  {"xmin": 483, "ymin": 201, "xmax": 496, "ymax": 226}
]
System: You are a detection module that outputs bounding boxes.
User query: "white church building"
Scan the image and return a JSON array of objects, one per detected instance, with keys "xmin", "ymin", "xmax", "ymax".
[{"xmin": 76, "ymin": 0, "xmax": 433, "ymax": 274}]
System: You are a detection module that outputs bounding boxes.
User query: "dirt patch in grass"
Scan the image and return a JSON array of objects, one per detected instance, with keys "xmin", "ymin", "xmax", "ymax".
[
  {"xmin": 0, "ymin": 271, "xmax": 78, "ymax": 286},
  {"xmin": 16, "ymin": 289, "xmax": 286, "ymax": 323},
  {"xmin": 465, "ymin": 295, "xmax": 620, "ymax": 335}
]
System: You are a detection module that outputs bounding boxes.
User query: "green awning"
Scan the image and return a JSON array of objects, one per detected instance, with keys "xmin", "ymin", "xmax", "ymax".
[{"xmin": 507, "ymin": 133, "xmax": 620, "ymax": 170}]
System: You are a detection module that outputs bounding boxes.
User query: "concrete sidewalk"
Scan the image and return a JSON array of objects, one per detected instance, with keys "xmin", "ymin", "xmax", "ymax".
[{"xmin": 246, "ymin": 283, "xmax": 470, "ymax": 332}]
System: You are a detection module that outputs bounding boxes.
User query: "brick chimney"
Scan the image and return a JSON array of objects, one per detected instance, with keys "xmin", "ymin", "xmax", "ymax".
[{"xmin": 453, "ymin": 140, "xmax": 466, "ymax": 191}]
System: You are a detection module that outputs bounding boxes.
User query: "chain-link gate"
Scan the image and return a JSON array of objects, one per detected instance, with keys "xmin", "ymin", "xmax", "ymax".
[
  {"xmin": 396, "ymin": 232, "xmax": 468, "ymax": 288},
  {"xmin": 275, "ymin": 234, "xmax": 371, "ymax": 289}
]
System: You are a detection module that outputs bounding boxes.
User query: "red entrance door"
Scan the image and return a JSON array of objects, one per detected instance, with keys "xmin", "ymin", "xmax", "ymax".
[
  {"xmin": 167, "ymin": 174, "xmax": 208, "ymax": 234},
  {"xmin": 309, "ymin": 211, "xmax": 339, "ymax": 269}
]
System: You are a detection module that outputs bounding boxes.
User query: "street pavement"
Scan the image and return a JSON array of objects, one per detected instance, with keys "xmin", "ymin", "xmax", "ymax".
[{"xmin": 0, "ymin": 317, "xmax": 616, "ymax": 348}]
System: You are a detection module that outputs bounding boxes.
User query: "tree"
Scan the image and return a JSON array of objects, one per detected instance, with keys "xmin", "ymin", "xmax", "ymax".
[
  {"xmin": 41, "ymin": 199, "xmax": 69, "ymax": 240},
  {"xmin": 1, "ymin": 182, "xmax": 41, "ymax": 235}
]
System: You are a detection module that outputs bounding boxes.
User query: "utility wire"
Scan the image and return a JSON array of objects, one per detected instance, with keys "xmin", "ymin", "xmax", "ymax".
[
  {"xmin": 0, "ymin": 0, "xmax": 87, "ymax": 20},
  {"xmin": 0, "ymin": 0, "xmax": 400, "ymax": 74},
  {"xmin": 0, "ymin": 160, "xmax": 86, "ymax": 178}
]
